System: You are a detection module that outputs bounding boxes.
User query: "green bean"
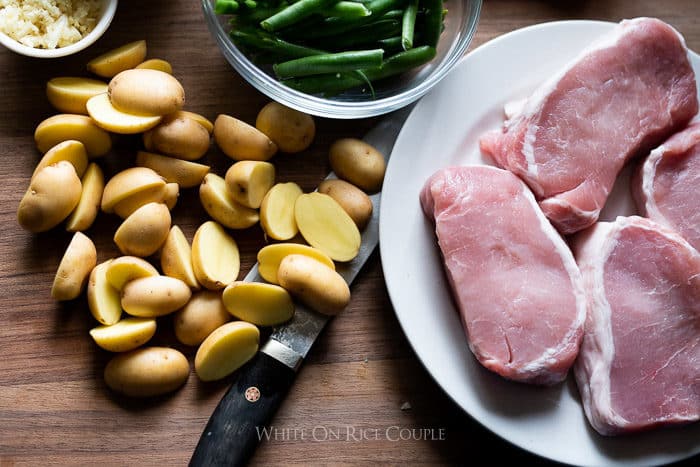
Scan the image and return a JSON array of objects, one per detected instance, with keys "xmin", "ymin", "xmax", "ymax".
[
  {"xmin": 401, "ymin": 0, "xmax": 418, "ymax": 50},
  {"xmin": 376, "ymin": 35, "xmax": 403, "ymax": 53},
  {"xmin": 261, "ymin": 0, "xmax": 339, "ymax": 32},
  {"xmin": 230, "ymin": 28, "xmax": 327, "ymax": 58},
  {"xmin": 273, "ymin": 49, "xmax": 384, "ymax": 79},
  {"xmin": 319, "ymin": 19, "xmax": 401, "ymax": 50},
  {"xmin": 215, "ymin": 0, "xmax": 239, "ymax": 14},
  {"xmin": 322, "ymin": 1, "xmax": 371, "ymax": 19},
  {"xmin": 423, "ymin": 0, "xmax": 443, "ymax": 47}
]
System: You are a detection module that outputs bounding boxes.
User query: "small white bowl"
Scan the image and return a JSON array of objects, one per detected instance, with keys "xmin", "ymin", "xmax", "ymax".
[{"xmin": 0, "ymin": 0, "xmax": 118, "ymax": 58}]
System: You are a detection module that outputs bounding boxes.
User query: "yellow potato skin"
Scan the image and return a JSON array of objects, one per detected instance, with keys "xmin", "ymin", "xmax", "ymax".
[
  {"xmin": 17, "ymin": 161, "xmax": 82, "ymax": 233},
  {"xmin": 174, "ymin": 290, "xmax": 230, "ymax": 346},
  {"xmin": 255, "ymin": 102, "xmax": 315, "ymax": 153},
  {"xmin": 191, "ymin": 221, "xmax": 240, "ymax": 290},
  {"xmin": 257, "ymin": 243, "xmax": 334, "ymax": 285},
  {"xmin": 214, "ymin": 114, "xmax": 277, "ymax": 161},
  {"xmin": 163, "ymin": 183, "xmax": 179, "ymax": 210},
  {"xmin": 66, "ymin": 162, "xmax": 104, "ymax": 232},
  {"xmin": 222, "ymin": 281, "xmax": 294, "ymax": 326},
  {"xmin": 121, "ymin": 276, "xmax": 192, "ymax": 318},
  {"xmin": 34, "ymin": 114, "xmax": 112, "ymax": 157},
  {"xmin": 146, "ymin": 116, "xmax": 210, "ymax": 161},
  {"xmin": 199, "ymin": 173, "xmax": 259, "ymax": 229},
  {"xmin": 105, "ymin": 256, "xmax": 159, "ymax": 290},
  {"xmin": 111, "ymin": 183, "xmax": 169, "ymax": 218},
  {"xmin": 195, "ymin": 322, "xmax": 259, "ymax": 382},
  {"xmin": 225, "ymin": 160, "xmax": 275, "ymax": 209},
  {"xmin": 278, "ymin": 254, "xmax": 350, "ymax": 316},
  {"xmin": 51, "ymin": 232, "xmax": 97, "ymax": 301},
  {"xmin": 89, "ymin": 317, "xmax": 156, "ymax": 352},
  {"xmin": 113, "ymin": 202, "xmax": 171, "ymax": 257},
  {"xmin": 87, "ymin": 259, "xmax": 122, "ymax": 325},
  {"xmin": 174, "ymin": 111, "xmax": 214, "ymax": 133},
  {"xmin": 136, "ymin": 150, "xmax": 210, "ymax": 188},
  {"xmin": 104, "ymin": 346, "xmax": 189, "ymax": 397},
  {"xmin": 46, "ymin": 77, "xmax": 108, "ymax": 115},
  {"xmin": 260, "ymin": 182, "xmax": 302, "ymax": 241},
  {"xmin": 108, "ymin": 69, "xmax": 185, "ymax": 116},
  {"xmin": 86, "ymin": 93, "xmax": 162, "ymax": 134},
  {"xmin": 318, "ymin": 179, "xmax": 373, "ymax": 230},
  {"xmin": 101, "ymin": 167, "xmax": 165, "ymax": 213},
  {"xmin": 135, "ymin": 58, "xmax": 173, "ymax": 74},
  {"xmin": 87, "ymin": 40, "xmax": 148, "ymax": 78},
  {"xmin": 33, "ymin": 140, "xmax": 88, "ymax": 179},
  {"xmin": 160, "ymin": 226, "xmax": 200, "ymax": 290},
  {"xmin": 329, "ymin": 138, "xmax": 386, "ymax": 192}
]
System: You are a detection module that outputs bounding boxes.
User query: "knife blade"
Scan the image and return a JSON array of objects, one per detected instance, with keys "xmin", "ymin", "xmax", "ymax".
[{"xmin": 190, "ymin": 106, "xmax": 412, "ymax": 467}]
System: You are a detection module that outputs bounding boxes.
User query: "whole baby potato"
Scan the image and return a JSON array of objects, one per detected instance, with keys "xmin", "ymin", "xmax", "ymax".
[
  {"xmin": 104, "ymin": 346, "xmax": 189, "ymax": 397},
  {"xmin": 174, "ymin": 290, "xmax": 231, "ymax": 346},
  {"xmin": 17, "ymin": 161, "xmax": 82, "ymax": 232},
  {"xmin": 146, "ymin": 116, "xmax": 210, "ymax": 161},
  {"xmin": 318, "ymin": 179, "xmax": 373, "ymax": 230},
  {"xmin": 329, "ymin": 138, "xmax": 386, "ymax": 192},
  {"xmin": 255, "ymin": 102, "xmax": 315, "ymax": 153},
  {"xmin": 108, "ymin": 69, "xmax": 185, "ymax": 116}
]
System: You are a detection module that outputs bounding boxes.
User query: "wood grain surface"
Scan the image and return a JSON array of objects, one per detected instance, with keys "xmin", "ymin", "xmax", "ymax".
[{"xmin": 1, "ymin": 1, "xmax": 698, "ymax": 465}]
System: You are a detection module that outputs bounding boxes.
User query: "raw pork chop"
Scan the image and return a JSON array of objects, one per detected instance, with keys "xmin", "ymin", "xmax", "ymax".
[
  {"xmin": 572, "ymin": 216, "xmax": 700, "ymax": 436},
  {"xmin": 480, "ymin": 18, "xmax": 698, "ymax": 234},
  {"xmin": 633, "ymin": 122, "xmax": 700, "ymax": 251},
  {"xmin": 420, "ymin": 166, "xmax": 586, "ymax": 385}
]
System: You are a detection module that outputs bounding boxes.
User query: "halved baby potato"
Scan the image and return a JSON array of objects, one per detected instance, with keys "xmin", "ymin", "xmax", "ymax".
[
  {"xmin": 278, "ymin": 254, "xmax": 350, "ymax": 316},
  {"xmin": 66, "ymin": 162, "xmax": 104, "ymax": 232},
  {"xmin": 34, "ymin": 114, "xmax": 112, "ymax": 157},
  {"xmin": 257, "ymin": 243, "xmax": 335, "ymax": 284},
  {"xmin": 195, "ymin": 321, "xmax": 259, "ymax": 382},
  {"xmin": 87, "ymin": 259, "xmax": 122, "ymax": 325},
  {"xmin": 199, "ymin": 173, "xmax": 259, "ymax": 229},
  {"xmin": 145, "ymin": 116, "xmax": 210, "ymax": 161},
  {"xmin": 105, "ymin": 256, "xmax": 159, "ymax": 290},
  {"xmin": 222, "ymin": 282, "xmax": 294, "ymax": 326},
  {"xmin": 86, "ymin": 93, "xmax": 162, "ymax": 134},
  {"xmin": 114, "ymin": 202, "xmax": 171, "ymax": 257},
  {"xmin": 51, "ymin": 232, "xmax": 97, "ymax": 301},
  {"xmin": 33, "ymin": 140, "xmax": 88, "ymax": 180},
  {"xmin": 214, "ymin": 114, "xmax": 277, "ymax": 161},
  {"xmin": 111, "ymin": 183, "xmax": 170, "ymax": 218},
  {"xmin": 318, "ymin": 179, "xmax": 373, "ymax": 230},
  {"xmin": 192, "ymin": 221, "xmax": 240, "ymax": 290},
  {"xmin": 101, "ymin": 167, "xmax": 165, "ymax": 213},
  {"xmin": 46, "ymin": 77, "xmax": 108, "ymax": 115},
  {"xmin": 87, "ymin": 40, "xmax": 147, "ymax": 78},
  {"xmin": 174, "ymin": 290, "xmax": 230, "ymax": 346},
  {"xmin": 255, "ymin": 102, "xmax": 315, "ymax": 153},
  {"xmin": 108, "ymin": 69, "xmax": 185, "ymax": 116},
  {"xmin": 135, "ymin": 58, "xmax": 173, "ymax": 74},
  {"xmin": 89, "ymin": 317, "xmax": 157, "ymax": 352},
  {"xmin": 260, "ymin": 182, "xmax": 302, "ymax": 241},
  {"xmin": 121, "ymin": 275, "xmax": 192, "ymax": 318},
  {"xmin": 175, "ymin": 110, "xmax": 214, "ymax": 134},
  {"xmin": 104, "ymin": 346, "xmax": 189, "ymax": 397},
  {"xmin": 225, "ymin": 160, "xmax": 275, "ymax": 209},
  {"xmin": 136, "ymin": 151, "xmax": 210, "ymax": 188},
  {"xmin": 163, "ymin": 182, "xmax": 179, "ymax": 210},
  {"xmin": 161, "ymin": 226, "xmax": 199, "ymax": 289}
]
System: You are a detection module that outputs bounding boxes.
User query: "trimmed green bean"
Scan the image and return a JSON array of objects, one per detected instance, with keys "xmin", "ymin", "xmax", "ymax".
[
  {"xmin": 401, "ymin": 0, "xmax": 418, "ymax": 50},
  {"xmin": 230, "ymin": 28, "xmax": 327, "ymax": 58},
  {"xmin": 261, "ymin": 0, "xmax": 339, "ymax": 32},
  {"xmin": 322, "ymin": 1, "xmax": 371, "ymax": 19},
  {"xmin": 215, "ymin": 0, "xmax": 239, "ymax": 14},
  {"xmin": 273, "ymin": 49, "xmax": 384, "ymax": 79},
  {"xmin": 423, "ymin": 0, "xmax": 443, "ymax": 47},
  {"xmin": 319, "ymin": 19, "xmax": 401, "ymax": 50}
]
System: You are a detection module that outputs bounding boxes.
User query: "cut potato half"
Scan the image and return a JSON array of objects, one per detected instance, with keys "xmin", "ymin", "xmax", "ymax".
[
  {"xmin": 222, "ymin": 282, "xmax": 294, "ymax": 326},
  {"xmin": 161, "ymin": 226, "xmax": 199, "ymax": 289},
  {"xmin": 34, "ymin": 114, "xmax": 112, "ymax": 157},
  {"xmin": 260, "ymin": 182, "xmax": 302, "ymax": 240},
  {"xmin": 257, "ymin": 243, "xmax": 335, "ymax": 284},
  {"xmin": 87, "ymin": 40, "xmax": 147, "ymax": 78},
  {"xmin": 136, "ymin": 151, "xmax": 210, "ymax": 188},
  {"xmin": 192, "ymin": 221, "xmax": 240, "ymax": 290},
  {"xmin": 87, "ymin": 259, "xmax": 122, "ymax": 325},
  {"xmin": 101, "ymin": 167, "xmax": 165, "ymax": 213},
  {"xmin": 108, "ymin": 69, "xmax": 185, "ymax": 116},
  {"xmin": 195, "ymin": 321, "xmax": 259, "ymax": 382},
  {"xmin": 86, "ymin": 93, "xmax": 162, "ymax": 134},
  {"xmin": 46, "ymin": 77, "xmax": 108, "ymax": 115},
  {"xmin": 225, "ymin": 160, "xmax": 275, "ymax": 209},
  {"xmin": 135, "ymin": 58, "xmax": 173, "ymax": 74},
  {"xmin": 104, "ymin": 347, "xmax": 189, "ymax": 397},
  {"xmin": 114, "ymin": 202, "xmax": 171, "ymax": 257},
  {"xmin": 174, "ymin": 110, "xmax": 214, "ymax": 133},
  {"xmin": 66, "ymin": 162, "xmax": 104, "ymax": 232},
  {"xmin": 89, "ymin": 317, "xmax": 157, "ymax": 352},
  {"xmin": 51, "ymin": 232, "xmax": 97, "ymax": 301},
  {"xmin": 121, "ymin": 275, "xmax": 191, "ymax": 318},
  {"xmin": 33, "ymin": 140, "xmax": 88, "ymax": 179},
  {"xmin": 105, "ymin": 256, "xmax": 159, "ymax": 290},
  {"xmin": 214, "ymin": 114, "xmax": 277, "ymax": 161},
  {"xmin": 174, "ymin": 290, "xmax": 230, "ymax": 346},
  {"xmin": 199, "ymin": 173, "xmax": 259, "ymax": 229}
]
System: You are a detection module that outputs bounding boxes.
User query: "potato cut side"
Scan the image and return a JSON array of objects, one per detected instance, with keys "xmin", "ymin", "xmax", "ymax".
[
  {"xmin": 105, "ymin": 256, "xmax": 159, "ymax": 290},
  {"xmin": 135, "ymin": 58, "xmax": 173, "ymax": 74},
  {"xmin": 87, "ymin": 40, "xmax": 147, "ymax": 78},
  {"xmin": 33, "ymin": 140, "xmax": 88, "ymax": 179},
  {"xmin": 136, "ymin": 150, "xmax": 210, "ymax": 188},
  {"xmin": 174, "ymin": 290, "xmax": 230, "ymax": 346},
  {"xmin": 86, "ymin": 93, "xmax": 162, "ymax": 134},
  {"xmin": 17, "ymin": 161, "xmax": 82, "ymax": 233},
  {"xmin": 192, "ymin": 221, "xmax": 240, "ymax": 290},
  {"xmin": 260, "ymin": 182, "xmax": 302, "ymax": 241},
  {"xmin": 121, "ymin": 276, "xmax": 192, "ymax": 318},
  {"xmin": 163, "ymin": 183, "xmax": 179, "ymax": 210},
  {"xmin": 222, "ymin": 282, "xmax": 294, "ymax": 326},
  {"xmin": 108, "ymin": 69, "xmax": 185, "ymax": 116},
  {"xmin": 161, "ymin": 226, "xmax": 200, "ymax": 289},
  {"xmin": 89, "ymin": 317, "xmax": 157, "ymax": 352},
  {"xmin": 214, "ymin": 114, "xmax": 277, "ymax": 161},
  {"xmin": 101, "ymin": 167, "xmax": 165, "ymax": 213},
  {"xmin": 225, "ymin": 160, "xmax": 275, "ymax": 209},
  {"xmin": 111, "ymin": 183, "xmax": 169, "ymax": 218},
  {"xmin": 104, "ymin": 347, "xmax": 189, "ymax": 397},
  {"xmin": 294, "ymin": 192, "xmax": 361, "ymax": 262},
  {"xmin": 34, "ymin": 114, "xmax": 112, "ymax": 157},
  {"xmin": 114, "ymin": 202, "xmax": 171, "ymax": 257},
  {"xmin": 87, "ymin": 259, "xmax": 122, "ymax": 325},
  {"xmin": 174, "ymin": 110, "xmax": 214, "ymax": 133},
  {"xmin": 257, "ymin": 243, "xmax": 334, "ymax": 285},
  {"xmin": 199, "ymin": 173, "xmax": 259, "ymax": 229},
  {"xmin": 66, "ymin": 162, "xmax": 104, "ymax": 232},
  {"xmin": 51, "ymin": 232, "xmax": 97, "ymax": 301},
  {"xmin": 46, "ymin": 77, "xmax": 108, "ymax": 114},
  {"xmin": 278, "ymin": 254, "xmax": 350, "ymax": 316},
  {"xmin": 195, "ymin": 322, "xmax": 259, "ymax": 382}
]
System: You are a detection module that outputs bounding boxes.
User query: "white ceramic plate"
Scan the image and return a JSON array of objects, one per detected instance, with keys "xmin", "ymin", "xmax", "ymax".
[{"xmin": 380, "ymin": 20, "xmax": 700, "ymax": 467}]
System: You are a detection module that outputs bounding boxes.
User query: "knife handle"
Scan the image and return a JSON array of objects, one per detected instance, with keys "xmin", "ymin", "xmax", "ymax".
[{"xmin": 190, "ymin": 350, "xmax": 297, "ymax": 467}]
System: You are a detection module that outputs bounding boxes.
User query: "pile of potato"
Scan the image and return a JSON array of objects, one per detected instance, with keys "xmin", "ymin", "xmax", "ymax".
[{"xmin": 17, "ymin": 41, "xmax": 386, "ymax": 398}]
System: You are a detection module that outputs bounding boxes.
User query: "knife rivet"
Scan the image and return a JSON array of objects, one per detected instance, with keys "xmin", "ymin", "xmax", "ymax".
[{"xmin": 245, "ymin": 386, "xmax": 261, "ymax": 403}]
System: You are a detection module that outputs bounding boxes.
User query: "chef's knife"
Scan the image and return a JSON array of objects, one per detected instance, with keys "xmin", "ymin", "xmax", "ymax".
[{"xmin": 190, "ymin": 106, "xmax": 412, "ymax": 467}]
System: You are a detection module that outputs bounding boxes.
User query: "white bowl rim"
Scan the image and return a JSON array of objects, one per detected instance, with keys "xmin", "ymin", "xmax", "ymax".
[{"xmin": 0, "ymin": 0, "xmax": 118, "ymax": 58}]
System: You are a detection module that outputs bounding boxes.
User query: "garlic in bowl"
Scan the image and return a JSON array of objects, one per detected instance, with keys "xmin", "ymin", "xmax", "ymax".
[{"xmin": 0, "ymin": 0, "xmax": 118, "ymax": 58}]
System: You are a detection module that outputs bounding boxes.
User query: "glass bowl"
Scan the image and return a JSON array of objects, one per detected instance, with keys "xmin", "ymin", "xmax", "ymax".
[
  {"xmin": 0, "ymin": 0, "xmax": 118, "ymax": 58},
  {"xmin": 202, "ymin": 0, "xmax": 482, "ymax": 119}
]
